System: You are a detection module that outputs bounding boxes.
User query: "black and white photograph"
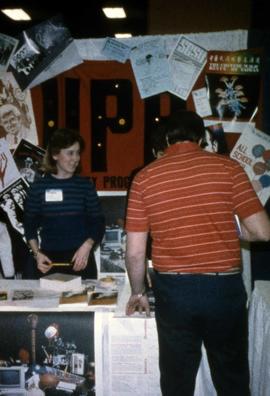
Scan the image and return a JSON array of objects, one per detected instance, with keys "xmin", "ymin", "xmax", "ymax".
[
  {"xmin": 0, "ymin": 177, "xmax": 28, "ymax": 239},
  {"xmin": 97, "ymin": 192, "xmax": 127, "ymax": 276},
  {"xmin": 0, "ymin": 311, "xmax": 95, "ymax": 395},
  {"xmin": 13, "ymin": 139, "xmax": 45, "ymax": 184},
  {"xmin": 0, "ymin": 175, "xmax": 30, "ymax": 279},
  {"xmin": 0, "ymin": 32, "xmax": 18, "ymax": 72},
  {"xmin": 8, "ymin": 15, "xmax": 73, "ymax": 91}
]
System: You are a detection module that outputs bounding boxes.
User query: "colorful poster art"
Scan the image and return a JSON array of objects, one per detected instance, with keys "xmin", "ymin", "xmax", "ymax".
[
  {"xmin": 230, "ymin": 125, "xmax": 270, "ymax": 205},
  {"xmin": 205, "ymin": 50, "xmax": 261, "ymax": 122}
]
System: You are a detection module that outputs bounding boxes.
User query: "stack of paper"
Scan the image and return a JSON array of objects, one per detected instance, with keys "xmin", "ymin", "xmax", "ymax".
[{"xmin": 40, "ymin": 273, "xmax": 82, "ymax": 291}]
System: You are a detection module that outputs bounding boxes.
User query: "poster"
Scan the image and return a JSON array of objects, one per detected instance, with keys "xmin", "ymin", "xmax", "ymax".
[
  {"xmin": 130, "ymin": 37, "xmax": 171, "ymax": 98},
  {"xmin": 168, "ymin": 36, "xmax": 207, "ymax": 100},
  {"xmin": 0, "ymin": 72, "xmax": 38, "ymax": 150},
  {"xmin": 230, "ymin": 125, "xmax": 270, "ymax": 205},
  {"xmin": 205, "ymin": 49, "xmax": 261, "ymax": 122},
  {"xmin": 8, "ymin": 15, "xmax": 73, "ymax": 91},
  {"xmin": 0, "ymin": 311, "xmax": 95, "ymax": 395}
]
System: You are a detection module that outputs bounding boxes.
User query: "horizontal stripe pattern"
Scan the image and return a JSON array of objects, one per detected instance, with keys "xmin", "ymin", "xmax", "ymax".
[
  {"xmin": 126, "ymin": 142, "xmax": 263, "ymax": 272},
  {"xmin": 23, "ymin": 174, "xmax": 105, "ymax": 250}
]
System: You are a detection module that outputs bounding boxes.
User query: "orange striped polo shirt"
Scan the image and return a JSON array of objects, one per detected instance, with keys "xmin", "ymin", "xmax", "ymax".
[{"xmin": 125, "ymin": 142, "xmax": 263, "ymax": 273}]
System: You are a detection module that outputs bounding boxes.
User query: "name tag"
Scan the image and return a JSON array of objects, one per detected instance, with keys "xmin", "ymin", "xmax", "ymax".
[{"xmin": 45, "ymin": 189, "xmax": 63, "ymax": 202}]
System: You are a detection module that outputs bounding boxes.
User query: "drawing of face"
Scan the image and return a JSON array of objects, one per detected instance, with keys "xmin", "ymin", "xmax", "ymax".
[{"xmin": 0, "ymin": 111, "xmax": 21, "ymax": 136}]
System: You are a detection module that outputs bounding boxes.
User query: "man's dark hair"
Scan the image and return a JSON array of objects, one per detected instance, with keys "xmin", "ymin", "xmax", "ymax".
[
  {"xmin": 165, "ymin": 110, "xmax": 205, "ymax": 145},
  {"xmin": 151, "ymin": 123, "xmax": 167, "ymax": 158}
]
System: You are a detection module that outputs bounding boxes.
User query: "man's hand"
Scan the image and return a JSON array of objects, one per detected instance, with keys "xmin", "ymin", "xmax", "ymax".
[{"xmin": 126, "ymin": 294, "xmax": 151, "ymax": 317}]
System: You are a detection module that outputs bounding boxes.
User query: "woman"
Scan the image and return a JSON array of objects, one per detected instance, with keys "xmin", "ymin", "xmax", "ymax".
[{"xmin": 23, "ymin": 128, "xmax": 105, "ymax": 279}]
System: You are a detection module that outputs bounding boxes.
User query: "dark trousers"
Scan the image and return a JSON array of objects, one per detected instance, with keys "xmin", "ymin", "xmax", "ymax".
[
  {"xmin": 152, "ymin": 271, "xmax": 250, "ymax": 396},
  {"xmin": 22, "ymin": 249, "xmax": 97, "ymax": 280}
]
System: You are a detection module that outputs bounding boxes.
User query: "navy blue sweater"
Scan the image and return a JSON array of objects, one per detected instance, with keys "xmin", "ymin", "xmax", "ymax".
[{"xmin": 23, "ymin": 174, "xmax": 105, "ymax": 251}]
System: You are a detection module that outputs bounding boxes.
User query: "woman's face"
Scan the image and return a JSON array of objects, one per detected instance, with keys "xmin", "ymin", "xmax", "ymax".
[{"xmin": 52, "ymin": 142, "xmax": 81, "ymax": 178}]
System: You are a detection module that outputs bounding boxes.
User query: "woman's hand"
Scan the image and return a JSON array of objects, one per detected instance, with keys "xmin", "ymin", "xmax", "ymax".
[
  {"xmin": 36, "ymin": 251, "xmax": 52, "ymax": 273},
  {"xmin": 72, "ymin": 239, "xmax": 94, "ymax": 271}
]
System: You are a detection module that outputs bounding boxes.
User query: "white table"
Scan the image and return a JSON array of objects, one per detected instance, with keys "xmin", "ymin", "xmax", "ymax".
[
  {"xmin": 249, "ymin": 281, "xmax": 270, "ymax": 396},
  {"xmin": 1, "ymin": 279, "xmax": 266, "ymax": 396}
]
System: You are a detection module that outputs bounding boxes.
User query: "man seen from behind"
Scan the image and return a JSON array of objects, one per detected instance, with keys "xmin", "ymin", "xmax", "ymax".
[{"xmin": 125, "ymin": 110, "xmax": 270, "ymax": 396}]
